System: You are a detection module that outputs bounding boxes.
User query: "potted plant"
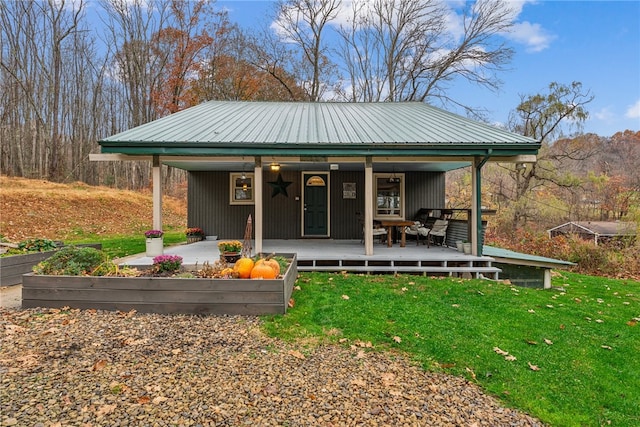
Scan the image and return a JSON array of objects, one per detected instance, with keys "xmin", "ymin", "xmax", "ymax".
[
  {"xmin": 185, "ymin": 227, "xmax": 204, "ymax": 243},
  {"xmin": 145, "ymin": 229, "xmax": 164, "ymax": 257},
  {"xmin": 462, "ymin": 240, "xmax": 472, "ymax": 255},
  {"xmin": 217, "ymin": 240, "xmax": 242, "ymax": 263}
]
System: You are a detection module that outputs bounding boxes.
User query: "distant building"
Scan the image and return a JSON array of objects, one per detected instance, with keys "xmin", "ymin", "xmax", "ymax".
[{"xmin": 547, "ymin": 221, "xmax": 637, "ymax": 245}]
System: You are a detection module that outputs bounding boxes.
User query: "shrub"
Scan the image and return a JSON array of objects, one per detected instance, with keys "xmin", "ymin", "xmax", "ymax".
[
  {"xmin": 33, "ymin": 246, "xmax": 108, "ymax": 276},
  {"xmin": 152, "ymin": 255, "xmax": 183, "ymax": 273},
  {"xmin": 18, "ymin": 238, "xmax": 59, "ymax": 252}
]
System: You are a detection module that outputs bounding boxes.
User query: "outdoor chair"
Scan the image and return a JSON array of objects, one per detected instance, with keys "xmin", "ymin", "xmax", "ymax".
[
  {"xmin": 426, "ymin": 219, "xmax": 448, "ymax": 247},
  {"xmin": 404, "ymin": 221, "xmax": 430, "ymax": 245},
  {"xmin": 356, "ymin": 212, "xmax": 387, "ymax": 244}
]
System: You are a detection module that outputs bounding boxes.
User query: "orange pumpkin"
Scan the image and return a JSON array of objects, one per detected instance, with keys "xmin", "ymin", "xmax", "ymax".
[
  {"xmin": 250, "ymin": 262, "xmax": 277, "ymax": 279},
  {"xmin": 234, "ymin": 257, "xmax": 254, "ymax": 278},
  {"xmin": 255, "ymin": 258, "xmax": 280, "ymax": 276}
]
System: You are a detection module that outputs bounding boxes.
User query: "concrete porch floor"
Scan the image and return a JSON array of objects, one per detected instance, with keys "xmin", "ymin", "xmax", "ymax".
[{"xmin": 119, "ymin": 239, "xmax": 500, "ymax": 278}]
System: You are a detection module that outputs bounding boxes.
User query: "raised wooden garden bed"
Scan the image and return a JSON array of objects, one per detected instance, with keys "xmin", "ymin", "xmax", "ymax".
[
  {"xmin": 1, "ymin": 244, "xmax": 101, "ymax": 286},
  {"xmin": 22, "ymin": 253, "xmax": 297, "ymax": 315}
]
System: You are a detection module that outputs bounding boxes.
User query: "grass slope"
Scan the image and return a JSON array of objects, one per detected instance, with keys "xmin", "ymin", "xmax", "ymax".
[{"xmin": 264, "ymin": 272, "xmax": 640, "ymax": 426}]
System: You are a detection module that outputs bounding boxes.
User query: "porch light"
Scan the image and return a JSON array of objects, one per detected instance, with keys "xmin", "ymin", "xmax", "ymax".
[{"xmin": 270, "ymin": 162, "xmax": 281, "ymax": 172}]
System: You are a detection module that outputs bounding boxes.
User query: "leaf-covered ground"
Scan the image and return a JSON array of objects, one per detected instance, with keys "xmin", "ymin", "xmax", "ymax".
[{"xmin": 0, "ymin": 176, "xmax": 186, "ymax": 242}]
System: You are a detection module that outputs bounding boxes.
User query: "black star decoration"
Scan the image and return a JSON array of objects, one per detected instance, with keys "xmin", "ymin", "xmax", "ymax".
[{"xmin": 268, "ymin": 173, "xmax": 292, "ymax": 198}]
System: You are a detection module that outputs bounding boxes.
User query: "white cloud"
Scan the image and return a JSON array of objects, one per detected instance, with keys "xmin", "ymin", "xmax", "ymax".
[
  {"xmin": 594, "ymin": 107, "xmax": 614, "ymax": 122},
  {"xmin": 625, "ymin": 99, "xmax": 640, "ymax": 119},
  {"xmin": 507, "ymin": 21, "xmax": 555, "ymax": 52}
]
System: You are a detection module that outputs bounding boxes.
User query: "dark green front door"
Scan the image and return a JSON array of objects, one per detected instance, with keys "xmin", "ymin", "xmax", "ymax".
[{"xmin": 303, "ymin": 173, "xmax": 328, "ymax": 236}]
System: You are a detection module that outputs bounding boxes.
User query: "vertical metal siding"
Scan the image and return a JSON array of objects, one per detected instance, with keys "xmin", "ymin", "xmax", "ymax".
[
  {"xmin": 405, "ymin": 172, "xmax": 445, "ymax": 219},
  {"xmin": 188, "ymin": 172, "xmax": 254, "ymax": 239},
  {"xmin": 330, "ymin": 171, "xmax": 365, "ymax": 239},
  {"xmin": 189, "ymin": 170, "xmax": 446, "ymax": 241},
  {"xmin": 263, "ymin": 170, "xmax": 300, "ymax": 239}
]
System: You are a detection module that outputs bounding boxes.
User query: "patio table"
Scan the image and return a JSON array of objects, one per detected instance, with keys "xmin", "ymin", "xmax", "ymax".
[{"xmin": 379, "ymin": 220, "xmax": 415, "ymax": 248}]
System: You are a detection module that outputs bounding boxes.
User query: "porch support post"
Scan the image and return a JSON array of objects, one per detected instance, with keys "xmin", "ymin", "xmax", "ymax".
[
  {"xmin": 152, "ymin": 155, "xmax": 162, "ymax": 231},
  {"xmin": 364, "ymin": 157, "xmax": 374, "ymax": 255},
  {"xmin": 472, "ymin": 152, "xmax": 491, "ymax": 256},
  {"xmin": 254, "ymin": 157, "xmax": 263, "ymax": 254}
]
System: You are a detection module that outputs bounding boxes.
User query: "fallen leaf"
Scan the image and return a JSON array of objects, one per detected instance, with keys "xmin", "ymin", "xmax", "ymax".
[
  {"xmin": 338, "ymin": 338, "xmax": 349, "ymax": 343},
  {"xmin": 392, "ymin": 336, "xmax": 402, "ymax": 343},
  {"xmin": 504, "ymin": 355, "xmax": 517, "ymax": 362},
  {"xmin": 465, "ymin": 367, "xmax": 477, "ymax": 380},
  {"xmin": 152, "ymin": 396, "xmax": 168, "ymax": 405},
  {"xmin": 544, "ymin": 339, "xmax": 553, "ymax": 345},
  {"xmin": 528, "ymin": 309, "xmax": 535, "ymax": 313},
  {"xmin": 381, "ymin": 372, "xmax": 396, "ymax": 386},
  {"xmin": 263, "ymin": 384, "xmax": 278, "ymax": 395},
  {"xmin": 92, "ymin": 359, "xmax": 107, "ymax": 371},
  {"xmin": 288, "ymin": 349, "xmax": 305, "ymax": 360},
  {"xmin": 595, "ymin": 319, "xmax": 604, "ymax": 323},
  {"xmin": 627, "ymin": 320, "xmax": 637, "ymax": 327},
  {"xmin": 95, "ymin": 404, "xmax": 116, "ymax": 416},
  {"xmin": 351, "ymin": 378, "xmax": 367, "ymax": 387},
  {"xmin": 601, "ymin": 345, "xmax": 613, "ymax": 350},
  {"xmin": 137, "ymin": 396, "xmax": 150, "ymax": 404},
  {"xmin": 401, "ymin": 287, "xmax": 408, "ymax": 292},
  {"xmin": 493, "ymin": 347, "xmax": 509, "ymax": 356},
  {"xmin": 294, "ymin": 285, "xmax": 301, "ymax": 290},
  {"xmin": 574, "ymin": 298, "xmax": 582, "ymax": 303},
  {"xmin": 341, "ymin": 294, "xmax": 350, "ymax": 300},
  {"xmin": 452, "ymin": 304, "xmax": 460, "ymax": 308},
  {"xmin": 526, "ymin": 340, "xmax": 538, "ymax": 345},
  {"xmin": 528, "ymin": 362, "xmax": 540, "ymax": 371},
  {"xmin": 288, "ymin": 298, "xmax": 295, "ymax": 308}
]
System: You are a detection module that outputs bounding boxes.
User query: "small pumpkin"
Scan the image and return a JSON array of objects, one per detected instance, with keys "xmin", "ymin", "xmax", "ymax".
[
  {"xmin": 255, "ymin": 257, "xmax": 280, "ymax": 276},
  {"xmin": 234, "ymin": 257, "xmax": 254, "ymax": 278},
  {"xmin": 250, "ymin": 262, "xmax": 277, "ymax": 279}
]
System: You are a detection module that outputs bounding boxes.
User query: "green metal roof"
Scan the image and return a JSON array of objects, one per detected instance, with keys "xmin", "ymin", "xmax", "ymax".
[
  {"xmin": 99, "ymin": 101, "xmax": 539, "ymax": 156},
  {"xmin": 483, "ymin": 246, "xmax": 575, "ymax": 268}
]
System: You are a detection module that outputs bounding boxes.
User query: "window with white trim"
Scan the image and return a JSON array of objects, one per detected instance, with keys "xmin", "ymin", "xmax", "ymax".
[
  {"xmin": 374, "ymin": 173, "xmax": 404, "ymax": 219},
  {"xmin": 229, "ymin": 172, "xmax": 254, "ymax": 205}
]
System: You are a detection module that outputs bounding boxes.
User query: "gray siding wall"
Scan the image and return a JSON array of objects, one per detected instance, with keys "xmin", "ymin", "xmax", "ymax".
[
  {"xmin": 405, "ymin": 172, "xmax": 445, "ymax": 219},
  {"xmin": 188, "ymin": 170, "xmax": 445, "ymax": 240}
]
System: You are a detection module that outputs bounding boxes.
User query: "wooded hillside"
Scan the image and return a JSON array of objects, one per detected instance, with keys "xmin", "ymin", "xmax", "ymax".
[{"xmin": 0, "ymin": 176, "xmax": 186, "ymax": 242}]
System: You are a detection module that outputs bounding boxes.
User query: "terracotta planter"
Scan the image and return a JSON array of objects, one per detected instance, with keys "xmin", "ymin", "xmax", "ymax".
[{"xmin": 22, "ymin": 253, "xmax": 297, "ymax": 315}]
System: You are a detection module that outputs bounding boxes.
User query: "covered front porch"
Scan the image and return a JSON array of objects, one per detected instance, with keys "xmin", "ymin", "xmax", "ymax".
[{"xmin": 120, "ymin": 239, "xmax": 501, "ymax": 279}]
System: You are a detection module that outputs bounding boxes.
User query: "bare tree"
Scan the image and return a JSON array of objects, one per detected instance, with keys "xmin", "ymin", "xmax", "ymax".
[
  {"xmin": 1, "ymin": 0, "xmax": 105, "ymax": 182},
  {"xmin": 273, "ymin": 0, "xmax": 342, "ymax": 101},
  {"xmin": 337, "ymin": 0, "xmax": 514, "ymax": 107}
]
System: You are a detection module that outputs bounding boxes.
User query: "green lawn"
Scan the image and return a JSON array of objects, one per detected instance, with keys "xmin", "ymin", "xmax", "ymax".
[
  {"xmin": 263, "ymin": 271, "xmax": 640, "ymax": 427},
  {"xmin": 68, "ymin": 232, "xmax": 186, "ymax": 259}
]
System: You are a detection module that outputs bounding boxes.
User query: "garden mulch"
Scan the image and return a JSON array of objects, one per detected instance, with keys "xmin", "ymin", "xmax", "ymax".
[{"xmin": 0, "ymin": 307, "xmax": 544, "ymax": 426}]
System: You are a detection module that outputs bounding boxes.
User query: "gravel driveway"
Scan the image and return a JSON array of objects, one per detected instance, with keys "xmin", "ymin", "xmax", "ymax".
[{"xmin": 1, "ymin": 307, "xmax": 543, "ymax": 426}]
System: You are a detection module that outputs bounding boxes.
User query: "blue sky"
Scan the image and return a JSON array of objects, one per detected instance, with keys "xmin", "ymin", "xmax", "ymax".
[{"xmin": 219, "ymin": 0, "xmax": 640, "ymax": 137}]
